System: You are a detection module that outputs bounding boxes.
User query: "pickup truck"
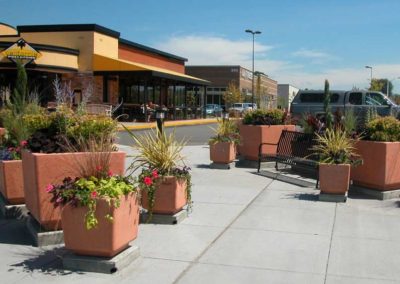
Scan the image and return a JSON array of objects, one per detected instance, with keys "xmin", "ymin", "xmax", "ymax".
[{"xmin": 290, "ymin": 89, "xmax": 399, "ymax": 120}]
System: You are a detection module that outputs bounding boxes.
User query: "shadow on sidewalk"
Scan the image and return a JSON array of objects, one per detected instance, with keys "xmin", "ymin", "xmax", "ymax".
[
  {"xmin": 0, "ymin": 217, "xmax": 34, "ymax": 246},
  {"xmin": 9, "ymin": 247, "xmax": 80, "ymax": 276}
]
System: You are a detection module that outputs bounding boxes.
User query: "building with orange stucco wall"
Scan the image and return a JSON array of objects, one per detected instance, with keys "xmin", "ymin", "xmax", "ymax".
[{"xmin": 0, "ymin": 23, "xmax": 209, "ymax": 121}]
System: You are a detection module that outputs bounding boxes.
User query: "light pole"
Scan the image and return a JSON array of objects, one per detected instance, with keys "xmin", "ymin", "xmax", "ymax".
[
  {"xmin": 365, "ymin": 65, "xmax": 373, "ymax": 88},
  {"xmin": 245, "ymin": 29, "xmax": 261, "ymax": 107}
]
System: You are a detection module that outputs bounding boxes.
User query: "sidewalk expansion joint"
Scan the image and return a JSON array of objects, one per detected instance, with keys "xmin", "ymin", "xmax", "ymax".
[
  {"xmin": 172, "ymin": 179, "xmax": 275, "ymax": 284},
  {"xmin": 324, "ymin": 203, "xmax": 337, "ymax": 284}
]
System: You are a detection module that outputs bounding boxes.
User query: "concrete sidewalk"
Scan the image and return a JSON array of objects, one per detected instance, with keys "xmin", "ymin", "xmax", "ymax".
[{"xmin": 1, "ymin": 145, "xmax": 400, "ymax": 283}]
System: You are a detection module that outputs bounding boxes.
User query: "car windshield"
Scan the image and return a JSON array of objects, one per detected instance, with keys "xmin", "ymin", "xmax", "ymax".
[
  {"xmin": 233, "ymin": 103, "xmax": 242, "ymax": 108},
  {"xmin": 205, "ymin": 105, "xmax": 215, "ymax": 109}
]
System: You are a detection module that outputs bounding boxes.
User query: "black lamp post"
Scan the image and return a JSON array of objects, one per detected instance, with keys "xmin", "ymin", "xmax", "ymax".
[{"xmin": 245, "ymin": 29, "xmax": 261, "ymax": 107}]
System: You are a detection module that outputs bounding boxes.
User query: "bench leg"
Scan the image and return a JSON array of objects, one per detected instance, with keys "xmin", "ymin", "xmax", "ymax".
[
  {"xmin": 316, "ymin": 177, "xmax": 319, "ymax": 188},
  {"xmin": 257, "ymin": 158, "xmax": 261, "ymax": 173}
]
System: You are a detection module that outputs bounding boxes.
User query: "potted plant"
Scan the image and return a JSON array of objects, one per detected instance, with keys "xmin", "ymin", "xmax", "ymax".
[
  {"xmin": 313, "ymin": 128, "xmax": 361, "ymax": 196},
  {"xmin": 209, "ymin": 119, "xmax": 240, "ymax": 164},
  {"xmin": 351, "ymin": 116, "xmax": 400, "ymax": 191},
  {"xmin": 22, "ymin": 110, "xmax": 125, "ymax": 230},
  {"xmin": 47, "ymin": 148, "xmax": 139, "ymax": 257},
  {"xmin": 239, "ymin": 109, "xmax": 295, "ymax": 161},
  {"xmin": 125, "ymin": 128, "xmax": 192, "ymax": 221}
]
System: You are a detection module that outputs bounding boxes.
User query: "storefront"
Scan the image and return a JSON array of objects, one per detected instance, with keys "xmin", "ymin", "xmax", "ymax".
[{"xmin": 0, "ymin": 23, "xmax": 209, "ymax": 120}]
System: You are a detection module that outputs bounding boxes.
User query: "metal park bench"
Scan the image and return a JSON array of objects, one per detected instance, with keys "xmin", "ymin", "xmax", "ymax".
[{"xmin": 257, "ymin": 130, "xmax": 320, "ymax": 187}]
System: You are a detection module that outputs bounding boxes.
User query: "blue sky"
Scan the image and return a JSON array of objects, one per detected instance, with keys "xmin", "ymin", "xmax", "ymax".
[{"xmin": 2, "ymin": 0, "xmax": 400, "ymax": 91}]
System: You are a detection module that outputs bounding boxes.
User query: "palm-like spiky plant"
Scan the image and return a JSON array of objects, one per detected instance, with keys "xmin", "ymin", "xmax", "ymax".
[
  {"xmin": 209, "ymin": 119, "xmax": 240, "ymax": 145},
  {"xmin": 312, "ymin": 127, "xmax": 360, "ymax": 165}
]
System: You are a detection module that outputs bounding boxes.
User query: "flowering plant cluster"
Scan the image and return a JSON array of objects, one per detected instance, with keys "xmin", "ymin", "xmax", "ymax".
[
  {"xmin": 138, "ymin": 166, "xmax": 192, "ymax": 221},
  {"xmin": 0, "ymin": 140, "xmax": 28, "ymax": 161},
  {"xmin": 47, "ymin": 167, "xmax": 137, "ymax": 229}
]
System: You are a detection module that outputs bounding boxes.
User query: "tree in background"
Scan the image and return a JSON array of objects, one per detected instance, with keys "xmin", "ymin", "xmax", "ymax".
[
  {"xmin": 369, "ymin": 78, "xmax": 393, "ymax": 96},
  {"xmin": 222, "ymin": 81, "xmax": 242, "ymax": 108},
  {"xmin": 323, "ymin": 79, "xmax": 334, "ymax": 129},
  {"xmin": 11, "ymin": 60, "xmax": 28, "ymax": 115}
]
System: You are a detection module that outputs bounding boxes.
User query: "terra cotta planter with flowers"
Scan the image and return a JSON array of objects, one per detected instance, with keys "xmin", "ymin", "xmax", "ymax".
[
  {"xmin": 62, "ymin": 192, "xmax": 139, "ymax": 257},
  {"xmin": 141, "ymin": 176, "xmax": 187, "ymax": 214},
  {"xmin": 210, "ymin": 142, "xmax": 236, "ymax": 164},
  {"xmin": 22, "ymin": 151, "xmax": 126, "ymax": 230},
  {"xmin": 319, "ymin": 163, "xmax": 350, "ymax": 194},
  {"xmin": 0, "ymin": 160, "xmax": 24, "ymax": 204},
  {"xmin": 351, "ymin": 140, "xmax": 400, "ymax": 191}
]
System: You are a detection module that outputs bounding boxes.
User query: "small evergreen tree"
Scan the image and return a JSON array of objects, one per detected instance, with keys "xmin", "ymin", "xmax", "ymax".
[
  {"xmin": 10, "ymin": 60, "xmax": 28, "ymax": 115},
  {"xmin": 323, "ymin": 79, "xmax": 334, "ymax": 129}
]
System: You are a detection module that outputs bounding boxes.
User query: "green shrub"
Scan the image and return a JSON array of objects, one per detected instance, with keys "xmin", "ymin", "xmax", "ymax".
[
  {"xmin": 243, "ymin": 109, "xmax": 286, "ymax": 125},
  {"xmin": 66, "ymin": 115, "xmax": 117, "ymax": 141},
  {"xmin": 365, "ymin": 116, "xmax": 400, "ymax": 142},
  {"xmin": 22, "ymin": 114, "xmax": 52, "ymax": 134}
]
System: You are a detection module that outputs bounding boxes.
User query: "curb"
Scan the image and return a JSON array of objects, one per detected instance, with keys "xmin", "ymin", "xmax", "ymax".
[{"xmin": 118, "ymin": 118, "xmax": 218, "ymax": 131}]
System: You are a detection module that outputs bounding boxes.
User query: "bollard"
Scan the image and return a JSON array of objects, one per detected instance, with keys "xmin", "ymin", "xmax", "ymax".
[{"xmin": 155, "ymin": 110, "xmax": 165, "ymax": 135}]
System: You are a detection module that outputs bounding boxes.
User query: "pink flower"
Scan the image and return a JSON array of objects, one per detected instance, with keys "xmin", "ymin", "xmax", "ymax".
[
  {"xmin": 107, "ymin": 170, "xmax": 113, "ymax": 177},
  {"xmin": 96, "ymin": 165, "xmax": 103, "ymax": 172},
  {"xmin": 20, "ymin": 140, "xmax": 28, "ymax": 147},
  {"xmin": 152, "ymin": 170, "xmax": 158, "ymax": 179},
  {"xmin": 143, "ymin": 176, "xmax": 153, "ymax": 186},
  {"xmin": 91, "ymin": 191, "xmax": 98, "ymax": 198},
  {"xmin": 8, "ymin": 147, "xmax": 14, "ymax": 152},
  {"xmin": 56, "ymin": 197, "xmax": 63, "ymax": 204},
  {"xmin": 45, "ymin": 184, "xmax": 54, "ymax": 193}
]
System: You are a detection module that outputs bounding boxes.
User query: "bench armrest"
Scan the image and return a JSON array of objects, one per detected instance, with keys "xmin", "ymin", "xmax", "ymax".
[{"xmin": 258, "ymin": 142, "xmax": 278, "ymax": 154}]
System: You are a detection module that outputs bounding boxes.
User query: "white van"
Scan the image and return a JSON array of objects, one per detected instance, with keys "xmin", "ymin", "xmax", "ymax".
[{"xmin": 229, "ymin": 103, "xmax": 257, "ymax": 113}]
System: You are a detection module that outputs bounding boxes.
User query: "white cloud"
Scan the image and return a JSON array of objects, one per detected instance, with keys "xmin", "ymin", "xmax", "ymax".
[{"xmin": 155, "ymin": 35, "xmax": 400, "ymax": 92}]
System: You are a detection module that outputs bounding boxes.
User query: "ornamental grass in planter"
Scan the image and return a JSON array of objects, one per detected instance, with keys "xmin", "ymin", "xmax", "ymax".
[
  {"xmin": 125, "ymin": 127, "xmax": 192, "ymax": 222},
  {"xmin": 312, "ymin": 128, "xmax": 361, "ymax": 195},
  {"xmin": 209, "ymin": 119, "xmax": 240, "ymax": 164},
  {"xmin": 239, "ymin": 109, "xmax": 295, "ymax": 160},
  {"xmin": 23, "ymin": 109, "xmax": 125, "ymax": 230},
  {"xmin": 351, "ymin": 116, "xmax": 400, "ymax": 190},
  {"xmin": 47, "ymin": 142, "xmax": 139, "ymax": 257}
]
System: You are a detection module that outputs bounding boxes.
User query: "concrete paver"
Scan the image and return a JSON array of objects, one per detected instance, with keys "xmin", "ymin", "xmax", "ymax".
[{"xmin": 1, "ymin": 145, "xmax": 400, "ymax": 283}]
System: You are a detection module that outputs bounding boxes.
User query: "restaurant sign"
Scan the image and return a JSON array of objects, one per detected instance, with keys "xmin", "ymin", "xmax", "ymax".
[{"xmin": 1, "ymin": 38, "xmax": 41, "ymax": 66}]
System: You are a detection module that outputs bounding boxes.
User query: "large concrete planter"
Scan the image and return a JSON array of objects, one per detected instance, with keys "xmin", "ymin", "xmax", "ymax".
[
  {"xmin": 210, "ymin": 142, "xmax": 235, "ymax": 164},
  {"xmin": 142, "ymin": 176, "xmax": 187, "ymax": 214},
  {"xmin": 239, "ymin": 124, "xmax": 296, "ymax": 160},
  {"xmin": 62, "ymin": 192, "xmax": 139, "ymax": 257},
  {"xmin": 22, "ymin": 151, "xmax": 126, "ymax": 230},
  {"xmin": 319, "ymin": 164, "xmax": 350, "ymax": 194},
  {"xmin": 351, "ymin": 140, "xmax": 400, "ymax": 191},
  {"xmin": 0, "ymin": 160, "xmax": 24, "ymax": 204}
]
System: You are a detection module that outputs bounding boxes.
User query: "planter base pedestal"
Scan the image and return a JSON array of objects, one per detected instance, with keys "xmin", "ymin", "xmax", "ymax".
[
  {"xmin": 319, "ymin": 192, "xmax": 347, "ymax": 203},
  {"xmin": 63, "ymin": 245, "xmax": 140, "ymax": 274},
  {"xmin": 26, "ymin": 215, "xmax": 64, "ymax": 247},
  {"xmin": 210, "ymin": 162, "xmax": 234, "ymax": 170},
  {"xmin": 140, "ymin": 209, "xmax": 188, "ymax": 225},
  {"xmin": 0, "ymin": 193, "xmax": 28, "ymax": 219},
  {"xmin": 350, "ymin": 185, "xmax": 400, "ymax": 200}
]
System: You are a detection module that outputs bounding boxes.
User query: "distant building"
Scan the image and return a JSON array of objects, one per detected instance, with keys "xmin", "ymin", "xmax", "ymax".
[
  {"xmin": 186, "ymin": 65, "xmax": 277, "ymax": 108},
  {"xmin": 277, "ymin": 84, "xmax": 299, "ymax": 111}
]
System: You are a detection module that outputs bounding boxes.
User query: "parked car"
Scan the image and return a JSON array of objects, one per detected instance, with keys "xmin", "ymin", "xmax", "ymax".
[
  {"xmin": 205, "ymin": 104, "xmax": 223, "ymax": 116},
  {"xmin": 290, "ymin": 89, "xmax": 400, "ymax": 121},
  {"xmin": 229, "ymin": 103, "xmax": 257, "ymax": 113}
]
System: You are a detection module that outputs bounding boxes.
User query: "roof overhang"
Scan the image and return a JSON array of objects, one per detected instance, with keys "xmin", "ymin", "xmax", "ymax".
[{"xmin": 93, "ymin": 54, "xmax": 210, "ymax": 85}]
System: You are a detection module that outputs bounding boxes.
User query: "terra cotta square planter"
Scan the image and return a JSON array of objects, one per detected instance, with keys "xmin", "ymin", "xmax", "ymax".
[
  {"xmin": 351, "ymin": 140, "xmax": 400, "ymax": 191},
  {"xmin": 0, "ymin": 160, "xmax": 24, "ymax": 204},
  {"xmin": 210, "ymin": 142, "xmax": 235, "ymax": 164},
  {"xmin": 22, "ymin": 151, "xmax": 126, "ymax": 230},
  {"xmin": 239, "ymin": 124, "xmax": 295, "ymax": 161},
  {"xmin": 142, "ymin": 176, "xmax": 187, "ymax": 214},
  {"xmin": 319, "ymin": 163, "xmax": 350, "ymax": 194},
  {"xmin": 62, "ymin": 192, "xmax": 140, "ymax": 257}
]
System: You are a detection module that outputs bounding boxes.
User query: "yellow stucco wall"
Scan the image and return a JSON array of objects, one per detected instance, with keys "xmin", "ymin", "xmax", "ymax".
[
  {"xmin": 93, "ymin": 32, "xmax": 118, "ymax": 59},
  {"xmin": 35, "ymin": 51, "xmax": 78, "ymax": 70},
  {"xmin": 18, "ymin": 31, "xmax": 94, "ymax": 72},
  {"xmin": 0, "ymin": 24, "xmax": 17, "ymax": 36}
]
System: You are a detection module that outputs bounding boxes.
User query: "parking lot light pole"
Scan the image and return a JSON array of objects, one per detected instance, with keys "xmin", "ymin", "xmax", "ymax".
[
  {"xmin": 246, "ymin": 29, "xmax": 261, "ymax": 107},
  {"xmin": 365, "ymin": 66, "xmax": 373, "ymax": 88}
]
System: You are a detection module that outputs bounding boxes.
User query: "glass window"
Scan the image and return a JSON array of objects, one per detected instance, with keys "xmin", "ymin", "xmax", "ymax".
[
  {"xmin": 300, "ymin": 92, "xmax": 339, "ymax": 103},
  {"xmin": 348, "ymin": 92, "xmax": 362, "ymax": 105},
  {"xmin": 366, "ymin": 92, "xmax": 388, "ymax": 106}
]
